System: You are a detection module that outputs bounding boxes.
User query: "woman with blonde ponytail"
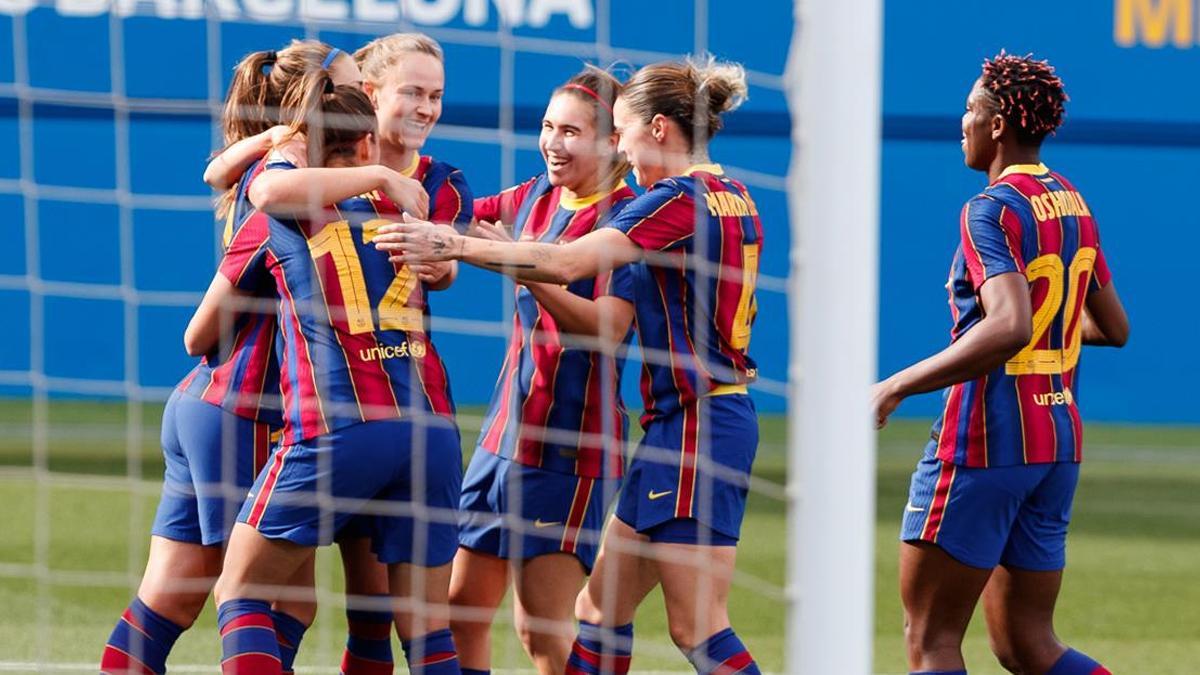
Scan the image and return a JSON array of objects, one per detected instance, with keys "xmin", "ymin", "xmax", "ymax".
[{"xmin": 373, "ymin": 54, "xmax": 766, "ymax": 675}]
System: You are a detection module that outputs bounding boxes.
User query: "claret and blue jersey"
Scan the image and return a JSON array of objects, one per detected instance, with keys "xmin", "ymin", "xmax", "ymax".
[
  {"xmin": 219, "ymin": 181, "xmax": 456, "ymax": 447},
  {"xmin": 472, "ymin": 174, "xmax": 638, "ymax": 479},
  {"xmin": 607, "ymin": 164, "xmax": 763, "ymax": 426},
  {"xmin": 934, "ymin": 163, "xmax": 1112, "ymax": 468}
]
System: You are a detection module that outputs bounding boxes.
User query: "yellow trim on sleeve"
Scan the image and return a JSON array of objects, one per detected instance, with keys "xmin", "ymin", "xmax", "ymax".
[{"xmin": 683, "ymin": 163, "xmax": 724, "ymax": 177}]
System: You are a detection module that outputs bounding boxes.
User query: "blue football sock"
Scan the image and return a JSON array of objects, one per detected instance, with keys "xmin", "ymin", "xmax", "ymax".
[
  {"xmin": 100, "ymin": 597, "xmax": 184, "ymax": 674},
  {"xmin": 401, "ymin": 628, "xmax": 459, "ymax": 674},
  {"xmin": 687, "ymin": 628, "xmax": 761, "ymax": 674},
  {"xmin": 341, "ymin": 598, "xmax": 394, "ymax": 674},
  {"xmin": 566, "ymin": 621, "xmax": 633, "ymax": 674},
  {"xmin": 271, "ymin": 610, "xmax": 308, "ymax": 675},
  {"xmin": 1048, "ymin": 648, "xmax": 1110, "ymax": 675},
  {"xmin": 217, "ymin": 598, "xmax": 281, "ymax": 674}
]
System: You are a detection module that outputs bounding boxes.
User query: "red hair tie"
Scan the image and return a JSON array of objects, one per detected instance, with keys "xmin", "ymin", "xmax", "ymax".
[{"xmin": 562, "ymin": 83, "xmax": 613, "ymax": 114}]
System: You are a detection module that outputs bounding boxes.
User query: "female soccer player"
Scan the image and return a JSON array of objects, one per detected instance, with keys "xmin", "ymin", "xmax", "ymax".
[
  {"xmin": 872, "ymin": 53, "xmax": 1128, "ymax": 675},
  {"xmin": 374, "ymin": 55, "xmax": 766, "ymax": 675},
  {"xmin": 204, "ymin": 76, "xmax": 464, "ymax": 675},
  {"xmin": 446, "ymin": 66, "xmax": 635, "ymax": 675},
  {"xmin": 99, "ymin": 40, "xmax": 360, "ymax": 675}
]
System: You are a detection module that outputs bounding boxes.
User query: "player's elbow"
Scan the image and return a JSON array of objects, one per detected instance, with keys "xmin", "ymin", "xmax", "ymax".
[
  {"xmin": 1106, "ymin": 320, "xmax": 1130, "ymax": 348},
  {"xmin": 992, "ymin": 314, "xmax": 1032, "ymax": 360},
  {"xmin": 183, "ymin": 320, "xmax": 215, "ymax": 358},
  {"xmin": 183, "ymin": 328, "xmax": 207, "ymax": 358}
]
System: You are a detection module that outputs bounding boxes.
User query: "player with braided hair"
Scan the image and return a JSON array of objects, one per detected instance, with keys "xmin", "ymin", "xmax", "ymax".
[{"xmin": 873, "ymin": 52, "xmax": 1128, "ymax": 675}]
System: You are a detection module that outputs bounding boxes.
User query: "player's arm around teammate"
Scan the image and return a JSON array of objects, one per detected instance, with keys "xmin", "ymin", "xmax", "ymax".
[
  {"xmin": 377, "ymin": 55, "xmax": 767, "ymax": 675},
  {"xmin": 872, "ymin": 53, "xmax": 1128, "ymax": 675},
  {"xmin": 98, "ymin": 40, "xmax": 358, "ymax": 675},
  {"xmin": 443, "ymin": 67, "xmax": 636, "ymax": 675}
]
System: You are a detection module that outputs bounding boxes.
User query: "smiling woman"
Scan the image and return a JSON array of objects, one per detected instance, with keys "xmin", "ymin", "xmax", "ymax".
[{"xmin": 355, "ymin": 33, "xmax": 475, "ymax": 235}]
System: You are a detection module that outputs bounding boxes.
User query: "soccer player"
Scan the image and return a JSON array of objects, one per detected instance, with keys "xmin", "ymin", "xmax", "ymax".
[
  {"xmin": 374, "ymin": 54, "xmax": 766, "ymax": 675},
  {"xmin": 355, "ymin": 33, "xmax": 473, "ymax": 232},
  {"xmin": 99, "ymin": 40, "xmax": 361, "ymax": 675},
  {"xmin": 871, "ymin": 53, "xmax": 1129, "ymax": 675},
  {"xmin": 446, "ymin": 66, "xmax": 636, "ymax": 675},
  {"xmin": 203, "ymin": 78, "xmax": 464, "ymax": 675}
]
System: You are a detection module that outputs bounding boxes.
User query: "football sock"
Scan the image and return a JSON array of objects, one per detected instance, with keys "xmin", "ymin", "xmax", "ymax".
[
  {"xmin": 1047, "ymin": 648, "xmax": 1111, "ymax": 675},
  {"xmin": 687, "ymin": 628, "xmax": 761, "ymax": 675},
  {"xmin": 341, "ymin": 599, "xmax": 395, "ymax": 675},
  {"xmin": 461, "ymin": 670, "xmax": 490, "ymax": 675},
  {"xmin": 218, "ymin": 599, "xmax": 282, "ymax": 675},
  {"xmin": 401, "ymin": 628, "xmax": 460, "ymax": 674},
  {"xmin": 271, "ymin": 610, "xmax": 308, "ymax": 675},
  {"xmin": 100, "ymin": 597, "xmax": 184, "ymax": 674},
  {"xmin": 565, "ymin": 621, "xmax": 633, "ymax": 675}
]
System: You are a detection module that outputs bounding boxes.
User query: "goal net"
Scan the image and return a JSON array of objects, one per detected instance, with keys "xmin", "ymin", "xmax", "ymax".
[{"xmin": 0, "ymin": 0, "xmax": 878, "ymax": 671}]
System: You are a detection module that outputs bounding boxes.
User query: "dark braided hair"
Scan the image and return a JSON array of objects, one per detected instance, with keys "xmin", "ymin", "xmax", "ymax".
[{"xmin": 979, "ymin": 51, "xmax": 1067, "ymax": 146}]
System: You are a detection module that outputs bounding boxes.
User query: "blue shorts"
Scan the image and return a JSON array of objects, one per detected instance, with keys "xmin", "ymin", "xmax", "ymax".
[
  {"xmin": 900, "ymin": 455, "xmax": 1080, "ymax": 571},
  {"xmin": 458, "ymin": 450, "xmax": 619, "ymax": 573},
  {"xmin": 238, "ymin": 415, "xmax": 463, "ymax": 567},
  {"xmin": 152, "ymin": 390, "xmax": 275, "ymax": 546},
  {"xmin": 616, "ymin": 394, "xmax": 757, "ymax": 542}
]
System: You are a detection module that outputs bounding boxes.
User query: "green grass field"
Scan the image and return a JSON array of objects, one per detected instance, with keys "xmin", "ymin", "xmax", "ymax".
[{"xmin": 0, "ymin": 401, "xmax": 1197, "ymax": 673}]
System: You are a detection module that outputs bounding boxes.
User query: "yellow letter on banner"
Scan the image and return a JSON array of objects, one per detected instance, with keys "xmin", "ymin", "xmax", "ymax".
[{"xmin": 1115, "ymin": 0, "xmax": 1193, "ymax": 48}]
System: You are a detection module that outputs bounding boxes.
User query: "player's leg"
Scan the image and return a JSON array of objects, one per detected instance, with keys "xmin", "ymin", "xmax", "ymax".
[
  {"xmin": 449, "ymin": 547, "xmax": 509, "ymax": 673},
  {"xmin": 339, "ymin": 533, "xmax": 396, "ymax": 675},
  {"xmin": 213, "ymin": 523, "xmax": 313, "ymax": 674},
  {"xmin": 101, "ymin": 392, "xmax": 224, "ymax": 674},
  {"xmin": 512, "ymin": 553, "xmax": 585, "ymax": 674},
  {"xmin": 900, "ymin": 541, "xmax": 992, "ymax": 672},
  {"xmin": 374, "ymin": 415, "xmax": 465, "ymax": 674},
  {"xmin": 651, "ymin": 535, "xmax": 755, "ymax": 674},
  {"xmin": 983, "ymin": 462, "xmax": 1110, "ymax": 675},
  {"xmin": 449, "ymin": 448, "xmax": 511, "ymax": 673},
  {"xmin": 648, "ymin": 395, "xmax": 762, "ymax": 674},
  {"xmin": 898, "ymin": 458, "xmax": 1042, "ymax": 673},
  {"xmin": 272, "ymin": 554, "xmax": 317, "ymax": 675},
  {"xmin": 568, "ymin": 517, "xmax": 659, "ymax": 675}
]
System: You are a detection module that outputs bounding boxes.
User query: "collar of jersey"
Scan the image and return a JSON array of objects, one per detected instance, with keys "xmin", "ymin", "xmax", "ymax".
[
  {"xmin": 683, "ymin": 162, "xmax": 724, "ymax": 177},
  {"xmin": 997, "ymin": 163, "xmax": 1050, "ymax": 179},
  {"xmin": 559, "ymin": 180, "xmax": 629, "ymax": 210},
  {"xmin": 399, "ymin": 152, "xmax": 422, "ymax": 178}
]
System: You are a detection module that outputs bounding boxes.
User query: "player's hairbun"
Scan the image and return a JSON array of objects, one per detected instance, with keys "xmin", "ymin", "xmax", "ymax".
[
  {"xmin": 980, "ymin": 50, "xmax": 1067, "ymax": 146},
  {"xmin": 621, "ymin": 53, "xmax": 749, "ymax": 150},
  {"xmin": 688, "ymin": 53, "xmax": 748, "ymax": 118}
]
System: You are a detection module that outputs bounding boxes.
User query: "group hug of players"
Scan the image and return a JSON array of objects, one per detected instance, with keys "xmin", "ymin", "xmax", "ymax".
[{"xmin": 95, "ymin": 32, "xmax": 1128, "ymax": 675}]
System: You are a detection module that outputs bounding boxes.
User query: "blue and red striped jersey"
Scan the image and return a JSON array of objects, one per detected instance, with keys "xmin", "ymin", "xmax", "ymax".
[
  {"xmin": 219, "ymin": 187, "xmax": 456, "ymax": 446},
  {"xmin": 933, "ymin": 163, "xmax": 1113, "ymax": 468},
  {"xmin": 177, "ymin": 160, "xmax": 282, "ymax": 427},
  {"xmin": 607, "ymin": 164, "xmax": 762, "ymax": 426},
  {"xmin": 474, "ymin": 175, "xmax": 637, "ymax": 478},
  {"xmin": 402, "ymin": 153, "xmax": 473, "ymax": 232}
]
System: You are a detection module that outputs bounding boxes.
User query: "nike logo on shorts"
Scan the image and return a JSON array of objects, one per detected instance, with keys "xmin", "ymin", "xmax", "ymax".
[
  {"xmin": 905, "ymin": 502, "xmax": 925, "ymax": 513},
  {"xmin": 648, "ymin": 489, "xmax": 673, "ymax": 501},
  {"xmin": 534, "ymin": 519, "xmax": 561, "ymax": 528}
]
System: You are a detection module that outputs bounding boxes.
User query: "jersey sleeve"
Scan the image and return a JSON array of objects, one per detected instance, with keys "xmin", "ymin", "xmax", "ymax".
[
  {"xmin": 218, "ymin": 213, "xmax": 270, "ymax": 291},
  {"xmin": 960, "ymin": 195, "xmax": 1024, "ymax": 290},
  {"xmin": 600, "ymin": 263, "xmax": 637, "ymax": 304},
  {"xmin": 607, "ymin": 181, "xmax": 694, "ymax": 251},
  {"xmin": 473, "ymin": 176, "xmax": 539, "ymax": 226},
  {"xmin": 430, "ymin": 169, "xmax": 474, "ymax": 233}
]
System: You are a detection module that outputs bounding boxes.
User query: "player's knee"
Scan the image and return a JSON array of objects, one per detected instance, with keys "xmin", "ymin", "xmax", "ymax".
[
  {"xmin": 138, "ymin": 590, "xmax": 205, "ymax": 630},
  {"xmin": 574, "ymin": 587, "xmax": 603, "ymax": 625},
  {"xmin": 904, "ymin": 618, "xmax": 962, "ymax": 659},
  {"xmin": 515, "ymin": 615, "xmax": 567, "ymax": 660},
  {"xmin": 666, "ymin": 617, "xmax": 702, "ymax": 653},
  {"xmin": 988, "ymin": 639, "xmax": 1023, "ymax": 674}
]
